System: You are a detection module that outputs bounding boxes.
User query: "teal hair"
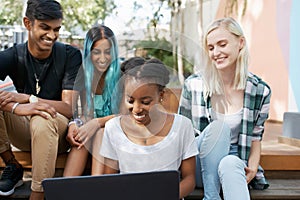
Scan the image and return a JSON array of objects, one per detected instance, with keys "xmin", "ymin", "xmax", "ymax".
[{"xmin": 83, "ymin": 25, "xmax": 120, "ymax": 118}]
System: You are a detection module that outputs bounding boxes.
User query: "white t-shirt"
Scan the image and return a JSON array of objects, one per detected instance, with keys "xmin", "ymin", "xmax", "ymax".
[
  {"xmin": 211, "ymin": 108, "xmax": 243, "ymax": 144},
  {"xmin": 100, "ymin": 114, "xmax": 199, "ymax": 174}
]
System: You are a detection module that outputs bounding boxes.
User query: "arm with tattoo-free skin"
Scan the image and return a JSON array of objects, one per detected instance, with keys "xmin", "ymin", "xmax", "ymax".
[
  {"xmin": 103, "ymin": 158, "xmax": 119, "ymax": 174},
  {"xmin": 179, "ymin": 157, "xmax": 196, "ymax": 199},
  {"xmin": 0, "ymin": 90, "xmax": 76, "ymax": 119},
  {"xmin": 66, "ymin": 115, "xmax": 116, "ymax": 148},
  {"xmin": 245, "ymin": 141, "xmax": 261, "ymax": 183},
  {"xmin": 245, "ymin": 85, "xmax": 271, "ymax": 183}
]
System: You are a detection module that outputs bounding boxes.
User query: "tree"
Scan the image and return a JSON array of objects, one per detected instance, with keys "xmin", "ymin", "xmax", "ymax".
[
  {"xmin": 133, "ymin": 38, "xmax": 193, "ymax": 78},
  {"xmin": 59, "ymin": 0, "xmax": 116, "ymax": 34},
  {"xmin": 0, "ymin": 0, "xmax": 116, "ymax": 35},
  {"xmin": 0, "ymin": 0, "xmax": 24, "ymax": 25}
]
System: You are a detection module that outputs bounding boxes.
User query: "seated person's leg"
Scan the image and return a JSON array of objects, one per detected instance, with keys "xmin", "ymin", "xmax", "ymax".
[
  {"xmin": 63, "ymin": 147, "xmax": 89, "ymax": 176},
  {"xmin": 0, "ymin": 111, "xmax": 26, "ymax": 196},
  {"xmin": 91, "ymin": 128, "xmax": 105, "ymax": 175},
  {"xmin": 30, "ymin": 112, "xmax": 69, "ymax": 193}
]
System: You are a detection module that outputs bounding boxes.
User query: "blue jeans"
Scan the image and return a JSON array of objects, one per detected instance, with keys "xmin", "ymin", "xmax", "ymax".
[{"xmin": 195, "ymin": 120, "xmax": 250, "ymax": 200}]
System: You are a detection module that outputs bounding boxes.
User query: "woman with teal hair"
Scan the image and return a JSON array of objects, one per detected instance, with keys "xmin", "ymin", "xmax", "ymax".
[{"xmin": 63, "ymin": 25, "xmax": 121, "ymax": 176}]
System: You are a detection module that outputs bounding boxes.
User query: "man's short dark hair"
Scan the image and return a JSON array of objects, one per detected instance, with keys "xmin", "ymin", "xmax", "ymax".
[{"xmin": 25, "ymin": 0, "xmax": 63, "ymax": 21}]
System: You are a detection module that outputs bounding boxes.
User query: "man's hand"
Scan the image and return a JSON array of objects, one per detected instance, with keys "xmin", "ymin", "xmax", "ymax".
[
  {"xmin": 0, "ymin": 91, "xmax": 29, "ymax": 107},
  {"xmin": 14, "ymin": 102, "xmax": 57, "ymax": 119}
]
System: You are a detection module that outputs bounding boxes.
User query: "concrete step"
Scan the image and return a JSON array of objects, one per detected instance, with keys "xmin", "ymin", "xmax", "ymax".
[
  {"xmin": 186, "ymin": 179, "xmax": 300, "ymax": 200},
  {"xmin": 0, "ymin": 121, "xmax": 299, "ymax": 199},
  {"xmin": 0, "ymin": 177, "xmax": 299, "ymax": 200}
]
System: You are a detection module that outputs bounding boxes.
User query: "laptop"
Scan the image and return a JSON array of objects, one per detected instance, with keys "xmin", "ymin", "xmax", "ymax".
[
  {"xmin": 283, "ymin": 112, "xmax": 300, "ymax": 139},
  {"xmin": 42, "ymin": 170, "xmax": 180, "ymax": 200}
]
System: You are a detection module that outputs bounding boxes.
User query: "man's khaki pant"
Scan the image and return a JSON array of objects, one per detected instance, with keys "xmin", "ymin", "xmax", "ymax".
[{"xmin": 0, "ymin": 111, "xmax": 69, "ymax": 192}]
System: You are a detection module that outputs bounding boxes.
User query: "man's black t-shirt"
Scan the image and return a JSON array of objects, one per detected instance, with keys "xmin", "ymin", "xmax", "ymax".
[{"xmin": 0, "ymin": 42, "xmax": 82, "ymax": 100}]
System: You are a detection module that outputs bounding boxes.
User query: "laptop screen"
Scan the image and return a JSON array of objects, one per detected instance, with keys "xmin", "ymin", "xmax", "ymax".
[
  {"xmin": 283, "ymin": 112, "xmax": 300, "ymax": 139},
  {"xmin": 42, "ymin": 170, "xmax": 180, "ymax": 200}
]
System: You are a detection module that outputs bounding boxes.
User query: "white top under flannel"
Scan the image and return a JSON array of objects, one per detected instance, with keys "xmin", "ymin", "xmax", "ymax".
[{"xmin": 178, "ymin": 72, "xmax": 271, "ymax": 162}]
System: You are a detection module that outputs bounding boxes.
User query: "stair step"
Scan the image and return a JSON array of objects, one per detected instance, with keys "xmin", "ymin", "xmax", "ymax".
[
  {"xmin": 2, "ymin": 122, "xmax": 299, "ymax": 172},
  {"xmin": 186, "ymin": 179, "xmax": 300, "ymax": 200},
  {"xmin": 0, "ymin": 120, "xmax": 299, "ymax": 199},
  {"xmin": 264, "ymin": 170, "xmax": 300, "ymax": 179},
  {"xmin": 0, "ymin": 178, "xmax": 299, "ymax": 200}
]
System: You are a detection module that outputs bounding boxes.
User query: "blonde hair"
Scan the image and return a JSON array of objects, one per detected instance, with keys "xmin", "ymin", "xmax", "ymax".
[{"xmin": 202, "ymin": 17, "xmax": 249, "ymax": 98}]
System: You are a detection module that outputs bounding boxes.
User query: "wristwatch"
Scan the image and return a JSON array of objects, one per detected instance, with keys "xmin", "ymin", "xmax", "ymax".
[
  {"xmin": 68, "ymin": 118, "xmax": 84, "ymax": 127},
  {"xmin": 29, "ymin": 95, "xmax": 38, "ymax": 103}
]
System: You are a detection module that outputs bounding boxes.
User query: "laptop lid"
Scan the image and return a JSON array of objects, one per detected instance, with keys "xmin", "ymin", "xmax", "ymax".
[
  {"xmin": 283, "ymin": 112, "xmax": 300, "ymax": 139},
  {"xmin": 42, "ymin": 170, "xmax": 180, "ymax": 200}
]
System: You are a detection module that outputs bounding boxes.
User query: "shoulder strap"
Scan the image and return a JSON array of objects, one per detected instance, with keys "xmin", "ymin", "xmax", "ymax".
[
  {"xmin": 15, "ymin": 42, "xmax": 67, "ymax": 93},
  {"xmin": 14, "ymin": 43, "xmax": 26, "ymax": 92}
]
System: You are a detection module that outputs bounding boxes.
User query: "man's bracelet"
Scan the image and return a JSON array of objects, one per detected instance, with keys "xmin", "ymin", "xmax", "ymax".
[
  {"xmin": 11, "ymin": 102, "xmax": 20, "ymax": 114},
  {"xmin": 68, "ymin": 121, "xmax": 76, "ymax": 127}
]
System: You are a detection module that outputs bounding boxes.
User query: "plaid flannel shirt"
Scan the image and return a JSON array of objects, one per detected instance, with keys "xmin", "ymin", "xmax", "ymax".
[{"xmin": 178, "ymin": 72, "xmax": 271, "ymax": 162}]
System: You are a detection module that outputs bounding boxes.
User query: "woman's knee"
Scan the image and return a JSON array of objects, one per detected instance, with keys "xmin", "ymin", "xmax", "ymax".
[
  {"xmin": 202, "ymin": 120, "xmax": 231, "ymax": 143},
  {"xmin": 198, "ymin": 120, "xmax": 231, "ymax": 158},
  {"xmin": 218, "ymin": 155, "xmax": 245, "ymax": 175}
]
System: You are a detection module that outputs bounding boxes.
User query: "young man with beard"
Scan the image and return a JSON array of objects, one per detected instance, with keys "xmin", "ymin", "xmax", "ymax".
[{"xmin": 0, "ymin": 0, "xmax": 82, "ymax": 199}]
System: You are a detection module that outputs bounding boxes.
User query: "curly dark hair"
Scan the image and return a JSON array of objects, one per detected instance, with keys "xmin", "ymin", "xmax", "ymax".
[{"xmin": 121, "ymin": 57, "xmax": 170, "ymax": 91}]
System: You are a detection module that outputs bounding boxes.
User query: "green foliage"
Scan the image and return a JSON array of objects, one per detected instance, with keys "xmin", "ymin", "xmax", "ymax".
[
  {"xmin": 59, "ymin": 0, "xmax": 116, "ymax": 34},
  {"xmin": 182, "ymin": 60, "xmax": 193, "ymax": 78},
  {"xmin": 0, "ymin": 0, "xmax": 116, "ymax": 35},
  {"xmin": 134, "ymin": 38, "xmax": 173, "ymax": 66},
  {"xmin": 0, "ymin": 0, "xmax": 24, "ymax": 25},
  {"xmin": 134, "ymin": 38, "xmax": 193, "ymax": 77}
]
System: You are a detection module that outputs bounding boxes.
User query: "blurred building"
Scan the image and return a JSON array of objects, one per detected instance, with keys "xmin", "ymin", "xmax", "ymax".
[{"xmin": 0, "ymin": 25, "xmax": 26, "ymax": 50}]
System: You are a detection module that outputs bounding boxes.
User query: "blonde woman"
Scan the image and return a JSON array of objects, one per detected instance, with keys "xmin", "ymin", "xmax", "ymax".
[{"xmin": 179, "ymin": 17, "xmax": 271, "ymax": 200}]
